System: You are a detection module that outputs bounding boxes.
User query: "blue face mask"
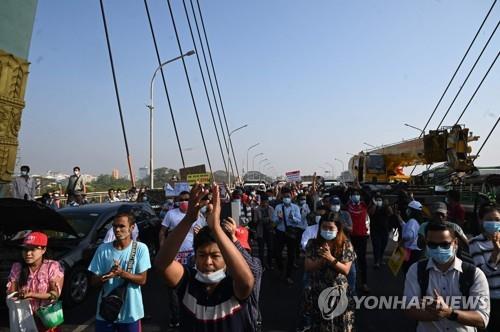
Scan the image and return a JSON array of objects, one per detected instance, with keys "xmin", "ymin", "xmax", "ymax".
[
  {"xmin": 283, "ymin": 197, "xmax": 292, "ymax": 205},
  {"xmin": 320, "ymin": 229, "xmax": 337, "ymax": 241},
  {"xmin": 299, "ymin": 200, "xmax": 306, "ymax": 205},
  {"xmin": 427, "ymin": 246, "xmax": 455, "ymax": 264},
  {"xmin": 483, "ymin": 221, "xmax": 500, "ymax": 235},
  {"xmin": 351, "ymin": 195, "xmax": 360, "ymax": 204}
]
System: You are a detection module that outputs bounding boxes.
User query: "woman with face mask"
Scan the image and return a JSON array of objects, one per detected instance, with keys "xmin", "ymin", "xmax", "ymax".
[
  {"xmin": 401, "ymin": 201, "xmax": 424, "ymax": 274},
  {"xmin": 6, "ymin": 232, "xmax": 65, "ymax": 331},
  {"xmin": 303, "ymin": 212, "xmax": 355, "ymax": 331},
  {"xmin": 469, "ymin": 203, "xmax": 500, "ymax": 331}
]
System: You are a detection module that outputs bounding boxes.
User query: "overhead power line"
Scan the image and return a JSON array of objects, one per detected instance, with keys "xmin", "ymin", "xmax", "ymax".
[{"xmin": 143, "ymin": 0, "xmax": 186, "ymax": 168}]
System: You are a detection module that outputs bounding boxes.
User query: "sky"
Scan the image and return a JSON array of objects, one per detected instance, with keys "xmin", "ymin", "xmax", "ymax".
[{"xmin": 18, "ymin": 0, "xmax": 500, "ymax": 179}]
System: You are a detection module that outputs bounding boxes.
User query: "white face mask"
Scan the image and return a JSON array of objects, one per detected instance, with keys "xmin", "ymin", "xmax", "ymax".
[
  {"xmin": 194, "ymin": 267, "xmax": 226, "ymax": 284},
  {"xmin": 375, "ymin": 200, "xmax": 383, "ymax": 207},
  {"xmin": 21, "ymin": 171, "xmax": 28, "ymax": 176},
  {"xmin": 331, "ymin": 205, "xmax": 341, "ymax": 212}
]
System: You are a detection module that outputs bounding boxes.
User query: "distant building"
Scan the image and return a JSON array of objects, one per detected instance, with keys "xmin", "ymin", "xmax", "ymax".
[
  {"xmin": 112, "ymin": 168, "xmax": 120, "ymax": 179},
  {"xmin": 138, "ymin": 167, "xmax": 149, "ymax": 180}
]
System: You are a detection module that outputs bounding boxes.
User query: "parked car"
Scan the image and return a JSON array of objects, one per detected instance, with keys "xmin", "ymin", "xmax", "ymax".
[{"xmin": 0, "ymin": 199, "xmax": 161, "ymax": 308}]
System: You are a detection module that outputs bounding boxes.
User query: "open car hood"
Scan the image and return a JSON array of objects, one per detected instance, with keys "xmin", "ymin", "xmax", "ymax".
[{"xmin": 0, "ymin": 198, "xmax": 78, "ymax": 236}]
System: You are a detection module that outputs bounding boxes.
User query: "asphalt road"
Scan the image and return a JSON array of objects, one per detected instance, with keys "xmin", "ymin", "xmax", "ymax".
[{"xmin": 0, "ymin": 239, "xmax": 414, "ymax": 332}]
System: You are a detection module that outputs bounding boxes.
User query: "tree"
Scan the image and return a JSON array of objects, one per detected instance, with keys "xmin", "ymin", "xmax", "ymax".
[
  {"xmin": 90, "ymin": 174, "xmax": 132, "ymax": 192},
  {"xmin": 139, "ymin": 167, "xmax": 179, "ymax": 188}
]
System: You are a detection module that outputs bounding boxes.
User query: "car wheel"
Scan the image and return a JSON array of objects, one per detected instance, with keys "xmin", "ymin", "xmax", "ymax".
[{"xmin": 63, "ymin": 265, "xmax": 89, "ymax": 307}]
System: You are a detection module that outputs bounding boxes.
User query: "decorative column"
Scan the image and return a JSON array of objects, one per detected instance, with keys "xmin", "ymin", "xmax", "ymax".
[{"xmin": 0, "ymin": 0, "xmax": 37, "ymax": 197}]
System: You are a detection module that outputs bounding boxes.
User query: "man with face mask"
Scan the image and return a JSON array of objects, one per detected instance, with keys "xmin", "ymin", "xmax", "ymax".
[
  {"xmin": 272, "ymin": 189, "xmax": 302, "ymax": 284},
  {"xmin": 469, "ymin": 204, "xmax": 500, "ymax": 331},
  {"xmin": 11, "ymin": 165, "xmax": 37, "ymax": 200},
  {"xmin": 158, "ymin": 190, "xmax": 203, "ymax": 328},
  {"xmin": 404, "ymin": 223, "xmax": 490, "ymax": 331},
  {"xmin": 369, "ymin": 193, "xmax": 391, "ymax": 268},
  {"xmin": 155, "ymin": 183, "xmax": 254, "ymax": 331},
  {"xmin": 88, "ymin": 212, "xmax": 151, "ymax": 331},
  {"xmin": 347, "ymin": 188, "xmax": 370, "ymax": 293},
  {"xmin": 66, "ymin": 166, "xmax": 86, "ymax": 196}
]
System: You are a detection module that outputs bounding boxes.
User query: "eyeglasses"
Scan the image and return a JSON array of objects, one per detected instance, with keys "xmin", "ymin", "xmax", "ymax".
[{"xmin": 427, "ymin": 242, "xmax": 453, "ymax": 249}]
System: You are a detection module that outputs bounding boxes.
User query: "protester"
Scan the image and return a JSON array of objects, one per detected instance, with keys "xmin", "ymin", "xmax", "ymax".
[
  {"xmin": 404, "ymin": 223, "xmax": 490, "ymax": 331},
  {"xmin": 447, "ymin": 190, "xmax": 466, "ymax": 229},
  {"xmin": 154, "ymin": 183, "xmax": 255, "ymax": 331},
  {"xmin": 347, "ymin": 188, "xmax": 370, "ymax": 293},
  {"xmin": 88, "ymin": 211, "xmax": 150, "ymax": 331},
  {"xmin": 304, "ymin": 212, "xmax": 355, "ymax": 331},
  {"xmin": 272, "ymin": 188, "xmax": 302, "ymax": 284},
  {"xmin": 11, "ymin": 165, "xmax": 37, "ymax": 200},
  {"xmin": 66, "ymin": 166, "xmax": 86, "ymax": 196},
  {"xmin": 369, "ymin": 193, "xmax": 392, "ymax": 268},
  {"xmin": 254, "ymin": 195, "xmax": 275, "ymax": 269},
  {"xmin": 105, "ymin": 188, "xmax": 120, "ymax": 203},
  {"xmin": 469, "ymin": 203, "xmax": 499, "ymax": 331},
  {"xmin": 158, "ymin": 190, "xmax": 205, "ymax": 328},
  {"xmin": 222, "ymin": 217, "xmax": 263, "ymax": 331},
  {"xmin": 418, "ymin": 202, "xmax": 469, "ymax": 255},
  {"xmin": 6, "ymin": 232, "xmax": 65, "ymax": 332},
  {"xmin": 401, "ymin": 200, "xmax": 424, "ymax": 274}
]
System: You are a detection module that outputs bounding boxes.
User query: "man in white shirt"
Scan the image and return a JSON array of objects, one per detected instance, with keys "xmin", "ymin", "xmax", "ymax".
[{"xmin": 404, "ymin": 222, "xmax": 490, "ymax": 332}]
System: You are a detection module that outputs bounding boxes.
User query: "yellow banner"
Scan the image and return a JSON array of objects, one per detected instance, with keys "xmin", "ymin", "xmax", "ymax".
[{"xmin": 187, "ymin": 173, "xmax": 211, "ymax": 184}]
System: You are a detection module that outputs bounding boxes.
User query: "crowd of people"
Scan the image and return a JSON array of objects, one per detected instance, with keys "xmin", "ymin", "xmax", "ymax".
[{"xmin": 4, "ymin": 172, "xmax": 499, "ymax": 332}]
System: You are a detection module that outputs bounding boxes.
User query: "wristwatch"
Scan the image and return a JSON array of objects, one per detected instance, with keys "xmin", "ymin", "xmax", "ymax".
[{"xmin": 448, "ymin": 309, "xmax": 458, "ymax": 321}]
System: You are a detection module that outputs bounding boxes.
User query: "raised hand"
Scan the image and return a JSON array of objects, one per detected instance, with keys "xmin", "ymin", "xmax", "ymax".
[
  {"xmin": 186, "ymin": 183, "xmax": 209, "ymax": 222},
  {"xmin": 206, "ymin": 183, "xmax": 221, "ymax": 230}
]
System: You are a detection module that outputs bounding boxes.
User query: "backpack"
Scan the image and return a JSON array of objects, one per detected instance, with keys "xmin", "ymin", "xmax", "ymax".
[{"xmin": 417, "ymin": 259, "xmax": 476, "ymax": 298}]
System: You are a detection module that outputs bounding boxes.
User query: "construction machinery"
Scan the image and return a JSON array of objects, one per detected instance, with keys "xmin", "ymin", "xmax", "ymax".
[{"xmin": 348, "ymin": 124, "xmax": 479, "ymax": 183}]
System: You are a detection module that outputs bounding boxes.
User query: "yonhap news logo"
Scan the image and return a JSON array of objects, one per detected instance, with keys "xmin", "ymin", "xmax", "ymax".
[{"xmin": 318, "ymin": 288, "xmax": 489, "ymax": 319}]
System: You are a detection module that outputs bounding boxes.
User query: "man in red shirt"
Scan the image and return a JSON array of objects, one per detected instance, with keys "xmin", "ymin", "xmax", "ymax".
[{"xmin": 347, "ymin": 188, "xmax": 372, "ymax": 293}]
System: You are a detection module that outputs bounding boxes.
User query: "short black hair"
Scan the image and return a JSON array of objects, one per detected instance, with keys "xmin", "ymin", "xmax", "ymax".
[
  {"xmin": 193, "ymin": 226, "xmax": 217, "ymax": 252},
  {"xmin": 425, "ymin": 222, "xmax": 456, "ymax": 238},
  {"xmin": 73, "ymin": 166, "xmax": 80, "ymax": 171},
  {"xmin": 178, "ymin": 191, "xmax": 190, "ymax": 197},
  {"xmin": 114, "ymin": 211, "xmax": 136, "ymax": 225},
  {"xmin": 20, "ymin": 165, "xmax": 30, "ymax": 172},
  {"xmin": 478, "ymin": 203, "xmax": 498, "ymax": 219}
]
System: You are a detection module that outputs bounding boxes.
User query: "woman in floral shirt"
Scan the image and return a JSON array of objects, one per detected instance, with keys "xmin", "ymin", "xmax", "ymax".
[
  {"xmin": 6, "ymin": 232, "xmax": 64, "ymax": 332},
  {"xmin": 304, "ymin": 212, "xmax": 356, "ymax": 332}
]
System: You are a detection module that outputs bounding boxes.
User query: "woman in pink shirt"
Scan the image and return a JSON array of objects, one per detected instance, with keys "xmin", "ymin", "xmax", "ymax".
[{"xmin": 6, "ymin": 232, "xmax": 65, "ymax": 332}]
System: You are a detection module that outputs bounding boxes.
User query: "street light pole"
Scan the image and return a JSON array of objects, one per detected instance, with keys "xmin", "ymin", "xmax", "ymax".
[
  {"xmin": 326, "ymin": 162, "xmax": 335, "ymax": 178},
  {"xmin": 334, "ymin": 158, "xmax": 345, "ymax": 171},
  {"xmin": 246, "ymin": 143, "xmax": 260, "ymax": 178},
  {"xmin": 404, "ymin": 123, "xmax": 425, "ymax": 135},
  {"xmin": 363, "ymin": 142, "xmax": 375, "ymax": 148},
  {"xmin": 227, "ymin": 124, "xmax": 248, "ymax": 189},
  {"xmin": 258, "ymin": 158, "xmax": 269, "ymax": 181},
  {"xmin": 147, "ymin": 50, "xmax": 195, "ymax": 189},
  {"xmin": 252, "ymin": 153, "xmax": 264, "ymax": 174}
]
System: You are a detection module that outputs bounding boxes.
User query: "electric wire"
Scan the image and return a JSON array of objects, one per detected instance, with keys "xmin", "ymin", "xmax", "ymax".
[
  {"xmin": 143, "ymin": 0, "xmax": 186, "ymax": 168},
  {"xmin": 99, "ymin": 0, "xmax": 135, "ymax": 187},
  {"xmin": 194, "ymin": 0, "xmax": 240, "ymax": 179},
  {"xmin": 454, "ymin": 51, "xmax": 499, "ymax": 125},
  {"xmin": 473, "ymin": 115, "xmax": 500, "ymax": 162},
  {"xmin": 420, "ymin": 0, "xmax": 497, "ymax": 134},
  {"xmin": 165, "ymin": 0, "xmax": 213, "ymax": 173},
  {"xmin": 181, "ymin": 0, "xmax": 229, "ymax": 174},
  {"xmin": 436, "ymin": 20, "xmax": 499, "ymax": 128},
  {"xmin": 187, "ymin": 0, "xmax": 235, "ymax": 177}
]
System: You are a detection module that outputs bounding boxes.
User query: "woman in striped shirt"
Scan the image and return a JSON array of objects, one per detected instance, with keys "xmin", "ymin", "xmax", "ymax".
[{"xmin": 469, "ymin": 203, "xmax": 499, "ymax": 331}]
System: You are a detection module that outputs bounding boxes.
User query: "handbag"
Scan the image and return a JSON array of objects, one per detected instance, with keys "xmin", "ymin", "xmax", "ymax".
[
  {"xmin": 99, "ymin": 241, "xmax": 138, "ymax": 322},
  {"xmin": 282, "ymin": 205, "xmax": 300, "ymax": 240},
  {"xmin": 388, "ymin": 246, "xmax": 406, "ymax": 277},
  {"xmin": 6, "ymin": 292, "xmax": 38, "ymax": 332},
  {"xmin": 36, "ymin": 300, "xmax": 64, "ymax": 328}
]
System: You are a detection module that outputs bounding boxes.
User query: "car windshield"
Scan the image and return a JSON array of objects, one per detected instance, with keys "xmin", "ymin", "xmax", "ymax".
[{"xmin": 57, "ymin": 212, "xmax": 100, "ymax": 238}]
